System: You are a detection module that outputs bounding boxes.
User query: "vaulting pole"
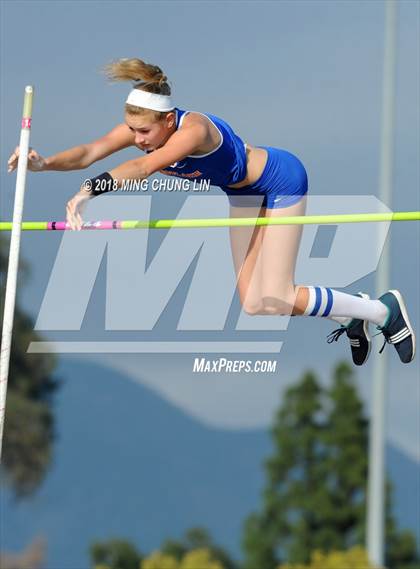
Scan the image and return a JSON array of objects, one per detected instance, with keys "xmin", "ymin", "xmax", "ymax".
[{"xmin": 0, "ymin": 86, "xmax": 34, "ymax": 461}]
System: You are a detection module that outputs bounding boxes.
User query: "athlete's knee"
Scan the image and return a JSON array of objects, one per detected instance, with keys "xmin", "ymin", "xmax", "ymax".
[
  {"xmin": 242, "ymin": 300, "xmax": 265, "ymax": 316},
  {"xmin": 262, "ymin": 292, "xmax": 296, "ymax": 315}
]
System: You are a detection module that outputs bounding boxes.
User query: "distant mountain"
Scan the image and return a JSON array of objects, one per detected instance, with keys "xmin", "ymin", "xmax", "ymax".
[
  {"xmin": 1, "ymin": 359, "xmax": 418, "ymax": 568},
  {"xmin": 387, "ymin": 445, "xmax": 420, "ymax": 544}
]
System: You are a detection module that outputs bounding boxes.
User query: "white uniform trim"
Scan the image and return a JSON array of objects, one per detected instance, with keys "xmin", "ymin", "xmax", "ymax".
[
  {"xmin": 303, "ymin": 287, "xmax": 317, "ymax": 316},
  {"xmin": 318, "ymin": 288, "xmax": 329, "ymax": 316}
]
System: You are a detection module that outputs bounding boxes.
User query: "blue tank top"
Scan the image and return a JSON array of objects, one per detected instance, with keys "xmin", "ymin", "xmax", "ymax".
[{"xmin": 159, "ymin": 108, "xmax": 247, "ymax": 187}]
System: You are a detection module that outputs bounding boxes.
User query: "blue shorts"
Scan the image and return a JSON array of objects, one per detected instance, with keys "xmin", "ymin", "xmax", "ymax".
[{"xmin": 220, "ymin": 146, "xmax": 308, "ymax": 209}]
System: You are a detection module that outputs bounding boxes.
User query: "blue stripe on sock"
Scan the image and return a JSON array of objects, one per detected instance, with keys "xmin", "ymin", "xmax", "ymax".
[
  {"xmin": 310, "ymin": 287, "xmax": 322, "ymax": 316},
  {"xmin": 322, "ymin": 288, "xmax": 333, "ymax": 317}
]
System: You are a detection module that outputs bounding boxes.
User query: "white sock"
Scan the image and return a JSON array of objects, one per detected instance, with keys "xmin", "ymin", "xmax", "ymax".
[
  {"xmin": 328, "ymin": 315, "xmax": 352, "ymax": 327},
  {"xmin": 301, "ymin": 287, "xmax": 389, "ymax": 326}
]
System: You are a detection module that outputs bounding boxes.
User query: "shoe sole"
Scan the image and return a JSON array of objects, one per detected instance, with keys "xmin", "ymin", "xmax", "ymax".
[
  {"xmin": 389, "ymin": 289, "xmax": 416, "ymax": 363},
  {"xmin": 357, "ymin": 292, "xmax": 371, "ymax": 365}
]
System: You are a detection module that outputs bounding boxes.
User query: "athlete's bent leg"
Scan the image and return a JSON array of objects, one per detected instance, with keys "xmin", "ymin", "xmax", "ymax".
[
  {"xmin": 258, "ymin": 198, "xmax": 388, "ymax": 326},
  {"xmin": 229, "ymin": 205, "xmax": 266, "ymax": 315}
]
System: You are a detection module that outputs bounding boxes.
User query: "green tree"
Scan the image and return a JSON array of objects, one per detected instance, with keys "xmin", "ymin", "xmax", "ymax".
[
  {"xmin": 161, "ymin": 527, "xmax": 237, "ymax": 569},
  {"xmin": 180, "ymin": 548, "xmax": 224, "ymax": 569},
  {"xmin": 141, "ymin": 551, "xmax": 179, "ymax": 569},
  {"xmin": 90, "ymin": 528, "xmax": 238, "ymax": 569},
  {"xmin": 278, "ymin": 546, "xmax": 375, "ymax": 569},
  {"xmin": 0, "ymin": 235, "xmax": 59, "ymax": 497},
  {"xmin": 141, "ymin": 548, "xmax": 226, "ymax": 569},
  {"xmin": 322, "ymin": 362, "xmax": 369, "ymax": 549},
  {"xmin": 90, "ymin": 539, "xmax": 143, "ymax": 569},
  {"xmin": 326, "ymin": 364, "xmax": 419, "ymax": 568},
  {"xmin": 242, "ymin": 363, "xmax": 419, "ymax": 568},
  {"xmin": 243, "ymin": 371, "xmax": 329, "ymax": 566}
]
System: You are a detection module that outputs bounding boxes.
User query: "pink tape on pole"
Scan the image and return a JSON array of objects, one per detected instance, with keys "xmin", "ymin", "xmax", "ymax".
[
  {"xmin": 48, "ymin": 222, "xmax": 68, "ymax": 230},
  {"xmin": 47, "ymin": 221, "xmax": 120, "ymax": 231},
  {"xmin": 21, "ymin": 118, "xmax": 32, "ymax": 129},
  {"xmin": 82, "ymin": 221, "xmax": 116, "ymax": 230}
]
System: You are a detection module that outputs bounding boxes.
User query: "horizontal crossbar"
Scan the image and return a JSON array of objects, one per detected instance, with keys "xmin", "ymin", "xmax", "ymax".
[{"xmin": 0, "ymin": 211, "xmax": 419, "ymax": 231}]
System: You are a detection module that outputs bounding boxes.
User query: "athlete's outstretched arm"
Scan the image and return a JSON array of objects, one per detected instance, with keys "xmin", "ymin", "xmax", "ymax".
[{"xmin": 7, "ymin": 124, "xmax": 134, "ymax": 173}]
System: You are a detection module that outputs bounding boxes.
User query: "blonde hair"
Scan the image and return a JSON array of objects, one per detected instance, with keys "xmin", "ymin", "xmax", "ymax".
[{"xmin": 104, "ymin": 58, "xmax": 171, "ymax": 120}]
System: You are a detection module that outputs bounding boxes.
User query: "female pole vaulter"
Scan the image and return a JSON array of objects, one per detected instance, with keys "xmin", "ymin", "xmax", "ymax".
[{"xmin": 7, "ymin": 58, "xmax": 415, "ymax": 365}]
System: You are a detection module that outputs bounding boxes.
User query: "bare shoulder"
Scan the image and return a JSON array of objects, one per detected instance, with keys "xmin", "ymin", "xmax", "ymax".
[
  {"xmin": 179, "ymin": 111, "xmax": 220, "ymax": 153},
  {"xmin": 181, "ymin": 111, "xmax": 211, "ymax": 130}
]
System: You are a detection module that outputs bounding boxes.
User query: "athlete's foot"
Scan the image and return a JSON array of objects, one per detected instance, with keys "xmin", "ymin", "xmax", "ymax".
[
  {"xmin": 327, "ymin": 293, "xmax": 371, "ymax": 366},
  {"xmin": 376, "ymin": 290, "xmax": 416, "ymax": 363}
]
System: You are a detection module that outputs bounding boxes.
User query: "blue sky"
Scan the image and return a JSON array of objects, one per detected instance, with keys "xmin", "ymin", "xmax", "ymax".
[{"xmin": 0, "ymin": 0, "xmax": 419, "ymax": 462}]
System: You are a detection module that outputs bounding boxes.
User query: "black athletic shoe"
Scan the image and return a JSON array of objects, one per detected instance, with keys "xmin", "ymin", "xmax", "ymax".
[
  {"xmin": 327, "ymin": 293, "xmax": 371, "ymax": 366},
  {"xmin": 376, "ymin": 290, "xmax": 416, "ymax": 363}
]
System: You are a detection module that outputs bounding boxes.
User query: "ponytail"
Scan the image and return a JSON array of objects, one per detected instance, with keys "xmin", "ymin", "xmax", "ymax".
[{"xmin": 104, "ymin": 58, "xmax": 170, "ymax": 95}]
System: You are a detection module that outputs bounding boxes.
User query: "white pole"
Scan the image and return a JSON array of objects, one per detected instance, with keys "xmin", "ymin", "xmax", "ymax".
[
  {"xmin": 367, "ymin": 1, "xmax": 397, "ymax": 566},
  {"xmin": 0, "ymin": 86, "xmax": 34, "ymax": 460}
]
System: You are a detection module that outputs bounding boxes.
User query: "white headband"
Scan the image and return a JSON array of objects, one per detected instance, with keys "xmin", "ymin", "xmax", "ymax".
[{"xmin": 126, "ymin": 89, "xmax": 175, "ymax": 112}]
